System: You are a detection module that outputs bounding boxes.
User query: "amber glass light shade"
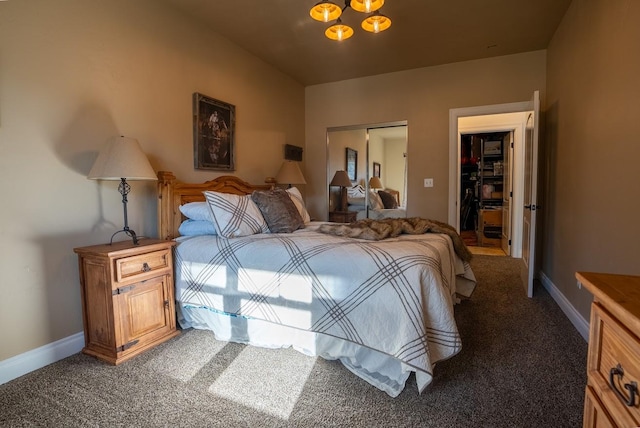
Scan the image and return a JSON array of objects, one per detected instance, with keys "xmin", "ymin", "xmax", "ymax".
[
  {"xmin": 310, "ymin": 1, "xmax": 342, "ymax": 22},
  {"xmin": 349, "ymin": 0, "xmax": 384, "ymax": 13},
  {"xmin": 361, "ymin": 11, "xmax": 391, "ymax": 33},
  {"xmin": 325, "ymin": 19, "xmax": 354, "ymax": 41}
]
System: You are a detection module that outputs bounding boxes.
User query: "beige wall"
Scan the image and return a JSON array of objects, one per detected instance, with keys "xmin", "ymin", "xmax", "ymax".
[
  {"xmin": 0, "ymin": 0, "xmax": 304, "ymax": 361},
  {"xmin": 5, "ymin": 0, "xmax": 636, "ymax": 369},
  {"xmin": 543, "ymin": 0, "xmax": 640, "ymax": 320},
  {"xmin": 305, "ymin": 51, "xmax": 547, "ymax": 221}
]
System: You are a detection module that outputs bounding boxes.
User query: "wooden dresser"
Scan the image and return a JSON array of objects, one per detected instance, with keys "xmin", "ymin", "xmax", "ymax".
[
  {"xmin": 576, "ymin": 272, "xmax": 640, "ymax": 427},
  {"xmin": 74, "ymin": 239, "xmax": 179, "ymax": 364}
]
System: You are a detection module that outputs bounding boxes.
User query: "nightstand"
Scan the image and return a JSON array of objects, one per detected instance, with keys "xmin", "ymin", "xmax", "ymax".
[
  {"xmin": 74, "ymin": 239, "xmax": 179, "ymax": 365},
  {"xmin": 329, "ymin": 210, "xmax": 357, "ymax": 223}
]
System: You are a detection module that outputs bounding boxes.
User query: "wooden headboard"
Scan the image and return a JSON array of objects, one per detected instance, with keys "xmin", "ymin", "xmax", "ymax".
[{"xmin": 157, "ymin": 171, "xmax": 273, "ymax": 240}]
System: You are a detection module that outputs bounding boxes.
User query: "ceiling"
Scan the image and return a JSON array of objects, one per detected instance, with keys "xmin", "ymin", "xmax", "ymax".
[{"xmin": 160, "ymin": 0, "xmax": 572, "ymax": 86}]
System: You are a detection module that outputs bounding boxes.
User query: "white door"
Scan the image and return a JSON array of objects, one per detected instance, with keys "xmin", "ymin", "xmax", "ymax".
[
  {"xmin": 521, "ymin": 91, "xmax": 540, "ymax": 297},
  {"xmin": 501, "ymin": 131, "xmax": 513, "ymax": 254}
]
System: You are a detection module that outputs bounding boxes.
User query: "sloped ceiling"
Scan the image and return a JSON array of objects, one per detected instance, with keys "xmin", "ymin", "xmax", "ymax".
[{"xmin": 160, "ymin": 0, "xmax": 572, "ymax": 86}]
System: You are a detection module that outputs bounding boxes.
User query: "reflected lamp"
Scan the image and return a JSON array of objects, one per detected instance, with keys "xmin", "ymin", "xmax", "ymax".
[{"xmin": 330, "ymin": 170, "xmax": 352, "ymax": 211}]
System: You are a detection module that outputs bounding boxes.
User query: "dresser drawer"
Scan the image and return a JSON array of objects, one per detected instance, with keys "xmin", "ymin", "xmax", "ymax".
[
  {"xmin": 115, "ymin": 249, "xmax": 171, "ymax": 283},
  {"xmin": 584, "ymin": 385, "xmax": 616, "ymax": 428},
  {"xmin": 588, "ymin": 303, "xmax": 640, "ymax": 426}
]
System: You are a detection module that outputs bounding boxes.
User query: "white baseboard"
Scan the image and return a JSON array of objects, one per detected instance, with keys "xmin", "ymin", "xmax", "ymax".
[
  {"xmin": 538, "ymin": 271, "xmax": 590, "ymax": 342},
  {"xmin": 0, "ymin": 332, "xmax": 85, "ymax": 385}
]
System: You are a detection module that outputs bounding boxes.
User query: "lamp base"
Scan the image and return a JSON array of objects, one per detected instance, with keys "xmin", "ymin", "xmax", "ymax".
[
  {"xmin": 110, "ymin": 177, "xmax": 140, "ymax": 245},
  {"xmin": 110, "ymin": 228, "xmax": 139, "ymax": 245}
]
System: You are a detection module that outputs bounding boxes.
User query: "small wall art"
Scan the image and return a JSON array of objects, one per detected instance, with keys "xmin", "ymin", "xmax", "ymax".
[
  {"xmin": 346, "ymin": 147, "xmax": 357, "ymax": 181},
  {"xmin": 373, "ymin": 162, "xmax": 381, "ymax": 178}
]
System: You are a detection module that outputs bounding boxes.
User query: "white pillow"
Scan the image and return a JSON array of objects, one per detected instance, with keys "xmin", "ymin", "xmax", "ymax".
[
  {"xmin": 178, "ymin": 219, "xmax": 217, "ymax": 236},
  {"xmin": 179, "ymin": 202, "xmax": 213, "ymax": 222},
  {"xmin": 203, "ymin": 191, "xmax": 269, "ymax": 238},
  {"xmin": 368, "ymin": 189, "xmax": 384, "ymax": 210},
  {"xmin": 347, "ymin": 184, "xmax": 366, "ymax": 198},
  {"xmin": 286, "ymin": 187, "xmax": 311, "ymax": 223}
]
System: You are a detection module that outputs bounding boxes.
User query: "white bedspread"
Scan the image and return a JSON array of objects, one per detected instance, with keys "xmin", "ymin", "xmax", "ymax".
[{"xmin": 174, "ymin": 223, "xmax": 475, "ymax": 396}]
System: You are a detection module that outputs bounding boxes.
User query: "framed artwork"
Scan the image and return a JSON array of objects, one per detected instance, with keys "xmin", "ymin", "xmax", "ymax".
[
  {"xmin": 284, "ymin": 144, "xmax": 303, "ymax": 161},
  {"xmin": 346, "ymin": 147, "xmax": 357, "ymax": 181},
  {"xmin": 483, "ymin": 140, "xmax": 502, "ymax": 156},
  {"xmin": 373, "ymin": 162, "xmax": 381, "ymax": 178},
  {"xmin": 193, "ymin": 92, "xmax": 235, "ymax": 171}
]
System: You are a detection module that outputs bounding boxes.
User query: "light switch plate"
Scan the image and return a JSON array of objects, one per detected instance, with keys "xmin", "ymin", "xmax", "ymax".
[{"xmin": 424, "ymin": 178, "xmax": 434, "ymax": 187}]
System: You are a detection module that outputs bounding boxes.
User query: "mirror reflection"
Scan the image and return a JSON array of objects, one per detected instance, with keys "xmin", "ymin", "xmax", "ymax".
[{"xmin": 327, "ymin": 124, "xmax": 408, "ymax": 221}]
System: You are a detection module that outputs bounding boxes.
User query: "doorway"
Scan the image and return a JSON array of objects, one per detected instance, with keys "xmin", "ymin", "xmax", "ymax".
[
  {"xmin": 450, "ymin": 92, "xmax": 541, "ymax": 297},
  {"xmin": 459, "ymin": 130, "xmax": 513, "ymax": 252},
  {"xmin": 449, "ymin": 106, "xmax": 530, "ymax": 258}
]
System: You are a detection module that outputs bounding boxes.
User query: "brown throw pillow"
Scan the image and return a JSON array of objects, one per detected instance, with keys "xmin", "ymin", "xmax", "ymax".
[
  {"xmin": 378, "ymin": 190, "xmax": 398, "ymax": 209},
  {"xmin": 251, "ymin": 188, "xmax": 304, "ymax": 233}
]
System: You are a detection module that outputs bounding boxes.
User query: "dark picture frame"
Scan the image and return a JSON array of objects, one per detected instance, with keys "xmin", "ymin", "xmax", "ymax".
[
  {"xmin": 284, "ymin": 144, "xmax": 303, "ymax": 161},
  {"xmin": 346, "ymin": 147, "xmax": 357, "ymax": 181},
  {"xmin": 193, "ymin": 92, "xmax": 235, "ymax": 171},
  {"xmin": 373, "ymin": 162, "xmax": 381, "ymax": 178}
]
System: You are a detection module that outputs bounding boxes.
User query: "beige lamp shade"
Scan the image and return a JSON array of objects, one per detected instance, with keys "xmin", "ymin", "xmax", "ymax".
[
  {"xmin": 276, "ymin": 160, "xmax": 306, "ymax": 185},
  {"xmin": 88, "ymin": 136, "xmax": 156, "ymax": 181},
  {"xmin": 330, "ymin": 170, "xmax": 352, "ymax": 187},
  {"xmin": 369, "ymin": 176, "xmax": 383, "ymax": 189}
]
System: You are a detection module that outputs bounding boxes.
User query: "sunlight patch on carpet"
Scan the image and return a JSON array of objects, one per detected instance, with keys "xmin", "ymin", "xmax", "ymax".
[
  {"xmin": 208, "ymin": 346, "xmax": 316, "ymax": 419},
  {"xmin": 145, "ymin": 329, "xmax": 226, "ymax": 382}
]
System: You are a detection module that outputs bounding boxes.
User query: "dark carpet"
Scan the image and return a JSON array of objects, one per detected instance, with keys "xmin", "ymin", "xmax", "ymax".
[{"xmin": 0, "ymin": 255, "xmax": 587, "ymax": 427}]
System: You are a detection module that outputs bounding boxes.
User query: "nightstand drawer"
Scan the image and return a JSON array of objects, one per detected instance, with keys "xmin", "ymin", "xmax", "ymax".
[
  {"xmin": 589, "ymin": 303, "xmax": 640, "ymax": 426},
  {"xmin": 116, "ymin": 249, "xmax": 171, "ymax": 283}
]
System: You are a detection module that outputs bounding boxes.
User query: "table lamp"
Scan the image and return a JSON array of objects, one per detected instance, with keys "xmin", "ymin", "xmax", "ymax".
[
  {"xmin": 88, "ymin": 136, "xmax": 157, "ymax": 245},
  {"xmin": 276, "ymin": 160, "xmax": 306, "ymax": 188},
  {"xmin": 330, "ymin": 170, "xmax": 352, "ymax": 212},
  {"xmin": 369, "ymin": 176, "xmax": 383, "ymax": 190}
]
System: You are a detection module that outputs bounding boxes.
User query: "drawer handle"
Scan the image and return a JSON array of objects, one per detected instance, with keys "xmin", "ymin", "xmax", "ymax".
[
  {"xmin": 142, "ymin": 262, "xmax": 151, "ymax": 272},
  {"xmin": 609, "ymin": 364, "xmax": 638, "ymax": 407}
]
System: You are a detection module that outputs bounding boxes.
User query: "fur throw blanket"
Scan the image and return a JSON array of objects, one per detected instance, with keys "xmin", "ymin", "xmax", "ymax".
[{"xmin": 318, "ymin": 217, "xmax": 472, "ymax": 262}]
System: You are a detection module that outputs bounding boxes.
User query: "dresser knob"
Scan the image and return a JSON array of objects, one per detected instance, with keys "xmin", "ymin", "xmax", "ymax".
[{"xmin": 142, "ymin": 262, "xmax": 151, "ymax": 272}]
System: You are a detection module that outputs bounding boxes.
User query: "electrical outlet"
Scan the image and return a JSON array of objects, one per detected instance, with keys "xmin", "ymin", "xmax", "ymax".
[{"xmin": 424, "ymin": 178, "xmax": 434, "ymax": 187}]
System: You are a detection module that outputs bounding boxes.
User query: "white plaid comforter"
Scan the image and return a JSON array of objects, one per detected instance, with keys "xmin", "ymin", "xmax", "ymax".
[{"xmin": 174, "ymin": 224, "xmax": 475, "ymax": 393}]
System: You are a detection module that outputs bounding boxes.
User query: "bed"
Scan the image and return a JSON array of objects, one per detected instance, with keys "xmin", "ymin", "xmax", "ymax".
[
  {"xmin": 347, "ymin": 184, "xmax": 407, "ymax": 220},
  {"xmin": 157, "ymin": 171, "xmax": 476, "ymax": 397}
]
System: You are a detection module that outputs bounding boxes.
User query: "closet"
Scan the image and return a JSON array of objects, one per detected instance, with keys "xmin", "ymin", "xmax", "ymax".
[{"xmin": 460, "ymin": 131, "xmax": 510, "ymax": 247}]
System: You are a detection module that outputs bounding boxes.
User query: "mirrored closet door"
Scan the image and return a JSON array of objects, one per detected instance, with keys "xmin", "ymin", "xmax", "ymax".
[{"xmin": 327, "ymin": 123, "xmax": 408, "ymax": 221}]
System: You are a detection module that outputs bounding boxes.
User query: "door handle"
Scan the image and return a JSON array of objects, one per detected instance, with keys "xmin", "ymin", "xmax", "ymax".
[{"xmin": 524, "ymin": 204, "xmax": 541, "ymax": 211}]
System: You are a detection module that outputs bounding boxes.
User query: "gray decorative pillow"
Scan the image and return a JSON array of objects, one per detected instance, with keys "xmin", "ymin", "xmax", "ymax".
[
  {"xmin": 251, "ymin": 188, "xmax": 304, "ymax": 233},
  {"xmin": 378, "ymin": 190, "xmax": 399, "ymax": 209}
]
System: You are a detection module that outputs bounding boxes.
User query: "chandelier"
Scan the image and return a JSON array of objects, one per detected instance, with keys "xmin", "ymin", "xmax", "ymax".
[{"xmin": 310, "ymin": 0, "xmax": 391, "ymax": 41}]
